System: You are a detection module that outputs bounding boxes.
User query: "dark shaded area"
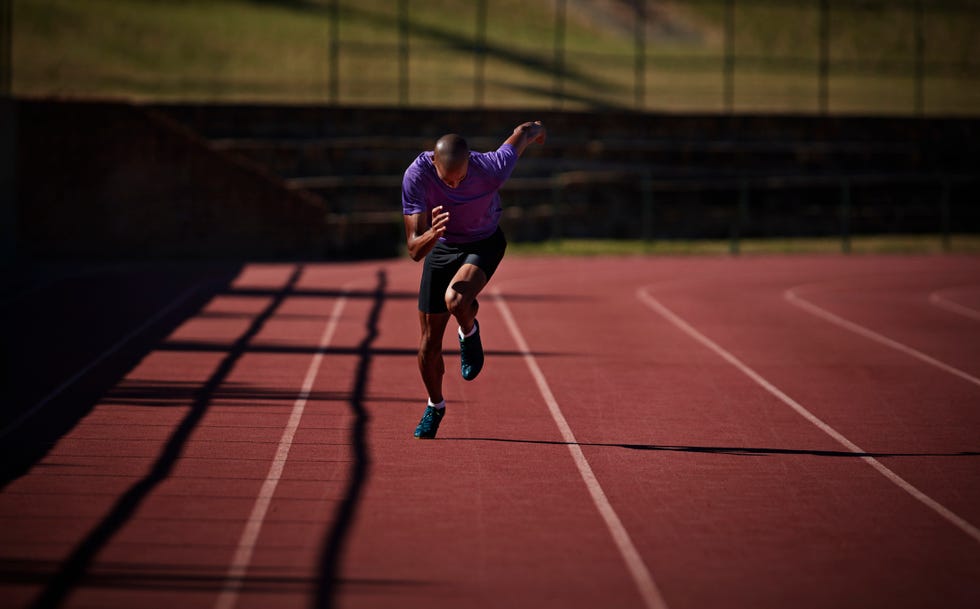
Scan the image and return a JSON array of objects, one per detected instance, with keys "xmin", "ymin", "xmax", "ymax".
[
  {"xmin": 13, "ymin": 100, "xmax": 330, "ymax": 260},
  {"xmin": 15, "ymin": 99, "xmax": 979, "ymax": 262},
  {"xmin": 316, "ymin": 269, "xmax": 386, "ymax": 609},
  {"xmin": 155, "ymin": 102, "xmax": 980, "ymax": 247},
  {"xmin": 0, "ymin": 97, "xmax": 15, "ymax": 264},
  {"xmin": 0, "ymin": 262, "xmax": 243, "ymax": 490},
  {"xmin": 23, "ymin": 266, "xmax": 304, "ymax": 609},
  {"xmin": 440, "ymin": 437, "xmax": 980, "ymax": 459}
]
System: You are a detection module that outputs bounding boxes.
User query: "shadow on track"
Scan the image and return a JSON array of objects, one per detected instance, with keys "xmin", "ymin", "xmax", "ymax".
[
  {"xmin": 315, "ymin": 269, "xmax": 386, "ymax": 609},
  {"xmin": 26, "ymin": 266, "xmax": 305, "ymax": 609},
  {"xmin": 1, "ymin": 556, "xmax": 432, "ymax": 596},
  {"xmin": 438, "ymin": 437, "xmax": 980, "ymax": 459}
]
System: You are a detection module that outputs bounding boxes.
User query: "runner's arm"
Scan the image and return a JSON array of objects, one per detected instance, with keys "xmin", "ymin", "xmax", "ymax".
[
  {"xmin": 404, "ymin": 206, "xmax": 450, "ymax": 262},
  {"xmin": 504, "ymin": 121, "xmax": 547, "ymax": 156}
]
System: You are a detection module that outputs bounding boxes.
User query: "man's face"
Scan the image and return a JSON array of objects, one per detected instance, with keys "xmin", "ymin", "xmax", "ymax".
[{"xmin": 434, "ymin": 158, "xmax": 468, "ymax": 189}]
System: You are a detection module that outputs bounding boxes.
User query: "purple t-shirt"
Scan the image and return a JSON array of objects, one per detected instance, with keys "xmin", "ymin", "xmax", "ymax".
[{"xmin": 401, "ymin": 143, "xmax": 518, "ymax": 244}]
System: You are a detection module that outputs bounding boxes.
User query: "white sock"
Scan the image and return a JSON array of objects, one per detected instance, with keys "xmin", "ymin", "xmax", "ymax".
[
  {"xmin": 427, "ymin": 399, "xmax": 446, "ymax": 410},
  {"xmin": 458, "ymin": 321, "xmax": 478, "ymax": 339}
]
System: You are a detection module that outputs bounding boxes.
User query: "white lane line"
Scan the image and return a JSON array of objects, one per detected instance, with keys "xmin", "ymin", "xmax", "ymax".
[
  {"xmin": 637, "ymin": 287, "xmax": 980, "ymax": 545},
  {"xmin": 929, "ymin": 289, "xmax": 980, "ymax": 322},
  {"xmin": 493, "ymin": 289, "xmax": 669, "ymax": 609},
  {"xmin": 0, "ymin": 282, "xmax": 204, "ymax": 439},
  {"xmin": 214, "ymin": 291, "xmax": 349, "ymax": 609},
  {"xmin": 785, "ymin": 288, "xmax": 980, "ymax": 389}
]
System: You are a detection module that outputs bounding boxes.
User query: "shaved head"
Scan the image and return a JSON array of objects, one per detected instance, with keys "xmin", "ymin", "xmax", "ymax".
[
  {"xmin": 434, "ymin": 134, "xmax": 469, "ymax": 171},
  {"xmin": 432, "ymin": 133, "xmax": 470, "ymax": 188}
]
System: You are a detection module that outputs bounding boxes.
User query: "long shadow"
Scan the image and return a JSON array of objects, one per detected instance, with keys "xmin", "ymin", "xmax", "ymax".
[
  {"xmin": 27, "ymin": 266, "xmax": 305, "ymax": 609},
  {"xmin": 3, "ymin": 556, "xmax": 430, "ymax": 595},
  {"xmin": 315, "ymin": 269, "xmax": 386, "ymax": 609},
  {"xmin": 98, "ymin": 380, "xmax": 420, "ymax": 408},
  {"xmin": 154, "ymin": 341, "xmax": 568, "ymax": 359},
  {"xmin": 245, "ymin": 1, "xmax": 622, "ymax": 109},
  {"xmin": 439, "ymin": 437, "xmax": 980, "ymax": 459},
  {"xmin": 342, "ymin": 5, "xmax": 617, "ymax": 96}
]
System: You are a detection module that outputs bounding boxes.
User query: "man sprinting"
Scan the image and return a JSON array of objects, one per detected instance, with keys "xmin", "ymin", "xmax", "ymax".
[{"xmin": 402, "ymin": 121, "xmax": 547, "ymax": 439}]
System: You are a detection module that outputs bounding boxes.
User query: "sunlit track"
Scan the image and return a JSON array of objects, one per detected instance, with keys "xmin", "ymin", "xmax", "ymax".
[
  {"xmin": 494, "ymin": 287, "xmax": 669, "ymax": 609},
  {"xmin": 785, "ymin": 286, "xmax": 980, "ymax": 388},
  {"xmin": 638, "ymin": 286, "xmax": 980, "ymax": 545},
  {"xmin": 4, "ymin": 256, "xmax": 980, "ymax": 609},
  {"xmin": 214, "ymin": 288, "xmax": 350, "ymax": 609}
]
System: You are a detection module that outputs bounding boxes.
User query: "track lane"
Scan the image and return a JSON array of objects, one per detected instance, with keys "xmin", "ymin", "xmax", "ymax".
[
  {"xmin": 494, "ymin": 256, "xmax": 980, "ymax": 609},
  {"xmin": 334, "ymin": 259, "xmax": 651, "ymax": 609},
  {"xmin": 0, "ymin": 263, "xmax": 367, "ymax": 609},
  {"xmin": 4, "ymin": 256, "xmax": 979, "ymax": 609}
]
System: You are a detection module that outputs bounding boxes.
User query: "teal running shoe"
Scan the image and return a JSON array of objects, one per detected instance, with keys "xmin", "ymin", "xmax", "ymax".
[
  {"xmin": 414, "ymin": 405, "xmax": 445, "ymax": 439},
  {"xmin": 459, "ymin": 319, "xmax": 484, "ymax": 381}
]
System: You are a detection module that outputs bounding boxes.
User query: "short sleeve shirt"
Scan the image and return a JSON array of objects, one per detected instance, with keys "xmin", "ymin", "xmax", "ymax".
[{"xmin": 401, "ymin": 143, "xmax": 518, "ymax": 244}]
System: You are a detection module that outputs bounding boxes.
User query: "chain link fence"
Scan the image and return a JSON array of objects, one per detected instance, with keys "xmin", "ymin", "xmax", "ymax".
[
  {"xmin": 323, "ymin": 0, "xmax": 980, "ymax": 115},
  {"xmin": 7, "ymin": 0, "xmax": 980, "ymax": 115}
]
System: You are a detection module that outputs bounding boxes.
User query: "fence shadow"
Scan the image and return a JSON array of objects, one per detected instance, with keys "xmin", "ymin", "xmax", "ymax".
[
  {"xmin": 315, "ymin": 269, "xmax": 386, "ymax": 609},
  {"xmin": 21, "ymin": 265, "xmax": 304, "ymax": 609}
]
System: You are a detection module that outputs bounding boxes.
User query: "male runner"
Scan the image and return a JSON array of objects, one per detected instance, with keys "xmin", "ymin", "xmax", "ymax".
[{"xmin": 402, "ymin": 121, "xmax": 547, "ymax": 439}]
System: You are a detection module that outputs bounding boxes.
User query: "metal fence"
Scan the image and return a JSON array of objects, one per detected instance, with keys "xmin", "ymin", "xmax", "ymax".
[{"xmin": 324, "ymin": 0, "xmax": 980, "ymax": 115}]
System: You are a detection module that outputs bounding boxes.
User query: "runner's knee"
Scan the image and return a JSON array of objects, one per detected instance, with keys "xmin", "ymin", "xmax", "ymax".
[{"xmin": 445, "ymin": 288, "xmax": 467, "ymax": 316}]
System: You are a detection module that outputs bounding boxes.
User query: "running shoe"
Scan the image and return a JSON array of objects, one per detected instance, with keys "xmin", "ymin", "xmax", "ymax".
[
  {"xmin": 459, "ymin": 319, "xmax": 484, "ymax": 381},
  {"xmin": 414, "ymin": 405, "xmax": 445, "ymax": 439}
]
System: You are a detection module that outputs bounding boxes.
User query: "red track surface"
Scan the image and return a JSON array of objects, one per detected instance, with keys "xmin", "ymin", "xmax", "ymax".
[{"xmin": 2, "ymin": 255, "xmax": 979, "ymax": 609}]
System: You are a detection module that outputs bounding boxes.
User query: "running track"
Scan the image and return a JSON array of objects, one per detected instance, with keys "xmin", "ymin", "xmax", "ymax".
[{"xmin": 2, "ymin": 255, "xmax": 979, "ymax": 609}]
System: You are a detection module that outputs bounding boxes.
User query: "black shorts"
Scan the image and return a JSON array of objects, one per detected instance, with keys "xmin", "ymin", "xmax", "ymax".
[{"xmin": 418, "ymin": 227, "xmax": 507, "ymax": 314}]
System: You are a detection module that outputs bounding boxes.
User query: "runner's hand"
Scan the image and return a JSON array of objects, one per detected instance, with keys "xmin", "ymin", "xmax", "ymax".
[
  {"xmin": 431, "ymin": 206, "xmax": 449, "ymax": 237},
  {"xmin": 529, "ymin": 121, "xmax": 546, "ymax": 145}
]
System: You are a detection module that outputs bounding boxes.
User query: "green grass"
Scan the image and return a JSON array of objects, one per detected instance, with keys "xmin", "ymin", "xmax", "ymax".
[
  {"xmin": 12, "ymin": 0, "xmax": 980, "ymax": 114},
  {"xmin": 506, "ymin": 234, "xmax": 980, "ymax": 257}
]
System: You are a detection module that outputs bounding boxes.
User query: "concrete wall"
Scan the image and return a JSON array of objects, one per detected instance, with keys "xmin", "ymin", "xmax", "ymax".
[{"xmin": 12, "ymin": 100, "xmax": 978, "ymax": 261}]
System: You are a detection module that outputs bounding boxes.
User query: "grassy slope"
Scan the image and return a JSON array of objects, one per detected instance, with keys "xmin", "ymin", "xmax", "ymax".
[{"xmin": 13, "ymin": 0, "xmax": 980, "ymax": 113}]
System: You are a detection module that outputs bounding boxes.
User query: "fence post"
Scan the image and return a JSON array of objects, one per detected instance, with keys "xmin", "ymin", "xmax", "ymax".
[
  {"xmin": 553, "ymin": 0, "xmax": 566, "ymax": 110},
  {"xmin": 398, "ymin": 0, "xmax": 409, "ymax": 106},
  {"xmin": 724, "ymin": 0, "xmax": 735, "ymax": 113},
  {"xmin": 328, "ymin": 0, "xmax": 339, "ymax": 103},
  {"xmin": 635, "ymin": 0, "xmax": 646, "ymax": 110},
  {"xmin": 914, "ymin": 0, "xmax": 925, "ymax": 116},
  {"xmin": 818, "ymin": 0, "xmax": 829, "ymax": 114},
  {"xmin": 474, "ymin": 0, "xmax": 487, "ymax": 106},
  {"xmin": 840, "ymin": 178, "xmax": 851, "ymax": 254}
]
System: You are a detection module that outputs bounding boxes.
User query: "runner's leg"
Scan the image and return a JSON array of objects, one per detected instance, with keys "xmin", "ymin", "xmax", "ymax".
[{"xmin": 418, "ymin": 311, "xmax": 450, "ymax": 403}]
